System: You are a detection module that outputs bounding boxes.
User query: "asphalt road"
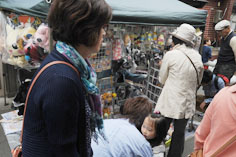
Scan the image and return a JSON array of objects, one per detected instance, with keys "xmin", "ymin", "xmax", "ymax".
[{"xmin": 0, "ymin": 97, "xmax": 12, "ymax": 157}]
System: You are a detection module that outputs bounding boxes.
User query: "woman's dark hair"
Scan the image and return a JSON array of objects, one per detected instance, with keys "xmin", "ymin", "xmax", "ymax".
[
  {"xmin": 120, "ymin": 97, "xmax": 153, "ymax": 131},
  {"xmin": 201, "ymin": 69, "xmax": 213, "ymax": 84},
  {"xmin": 48, "ymin": 0, "xmax": 112, "ymax": 47},
  {"xmin": 172, "ymin": 36, "xmax": 186, "ymax": 45},
  {"xmin": 147, "ymin": 113, "xmax": 167, "ymax": 147},
  {"xmin": 172, "ymin": 36, "xmax": 192, "ymax": 47}
]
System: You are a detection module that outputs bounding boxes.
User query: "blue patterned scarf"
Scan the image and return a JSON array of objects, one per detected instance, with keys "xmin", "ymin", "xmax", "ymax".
[{"xmin": 56, "ymin": 41, "xmax": 104, "ymax": 139}]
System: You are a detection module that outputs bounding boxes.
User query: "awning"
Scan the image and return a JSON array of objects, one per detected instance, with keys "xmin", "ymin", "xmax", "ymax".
[
  {"xmin": 0, "ymin": 0, "xmax": 207, "ymax": 27},
  {"xmin": 179, "ymin": 0, "xmax": 208, "ymax": 8}
]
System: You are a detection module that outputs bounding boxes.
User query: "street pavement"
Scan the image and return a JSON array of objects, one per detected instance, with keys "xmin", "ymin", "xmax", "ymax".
[
  {"xmin": 0, "ymin": 96, "xmax": 197, "ymax": 157},
  {"xmin": 0, "ymin": 97, "xmax": 13, "ymax": 157}
]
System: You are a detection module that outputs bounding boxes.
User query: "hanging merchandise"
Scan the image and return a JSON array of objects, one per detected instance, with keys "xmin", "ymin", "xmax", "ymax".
[
  {"xmin": 158, "ymin": 34, "xmax": 165, "ymax": 46},
  {"xmin": 144, "ymin": 31, "xmax": 152, "ymax": 51},
  {"xmin": 0, "ymin": 11, "xmax": 7, "ymax": 61},
  {"xmin": 5, "ymin": 24, "xmax": 29, "ymax": 68},
  {"xmin": 194, "ymin": 28, "xmax": 203, "ymax": 51},
  {"xmin": 153, "ymin": 31, "xmax": 158, "ymax": 42},
  {"xmin": 2, "ymin": 12, "xmax": 50, "ymax": 69},
  {"xmin": 112, "ymin": 25, "xmax": 125, "ymax": 61},
  {"xmin": 32, "ymin": 17, "xmax": 42, "ymax": 28},
  {"xmin": 124, "ymin": 34, "xmax": 131, "ymax": 48},
  {"xmin": 0, "ymin": 10, "xmax": 48, "ymax": 69},
  {"xmin": 24, "ymin": 23, "xmax": 49, "ymax": 65},
  {"xmin": 112, "ymin": 39, "xmax": 123, "ymax": 60},
  {"xmin": 101, "ymin": 92, "xmax": 117, "ymax": 118}
]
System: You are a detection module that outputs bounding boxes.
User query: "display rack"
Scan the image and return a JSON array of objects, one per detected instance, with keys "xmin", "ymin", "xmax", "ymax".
[
  {"xmin": 88, "ymin": 24, "xmax": 173, "ymax": 117},
  {"xmin": 145, "ymin": 62, "xmax": 163, "ymax": 105},
  {"xmin": 0, "ymin": 0, "xmax": 207, "ymax": 113}
]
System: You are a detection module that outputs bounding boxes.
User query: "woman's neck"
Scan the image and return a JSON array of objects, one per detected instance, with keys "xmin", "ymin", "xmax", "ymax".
[{"xmin": 75, "ymin": 44, "xmax": 90, "ymax": 59}]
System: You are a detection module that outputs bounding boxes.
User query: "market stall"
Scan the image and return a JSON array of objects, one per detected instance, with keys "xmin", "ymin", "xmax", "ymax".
[
  {"xmin": 0, "ymin": 0, "xmax": 207, "ymax": 151},
  {"xmin": 0, "ymin": 0, "xmax": 207, "ymax": 26},
  {"xmin": 0, "ymin": 0, "xmax": 207, "ymax": 100}
]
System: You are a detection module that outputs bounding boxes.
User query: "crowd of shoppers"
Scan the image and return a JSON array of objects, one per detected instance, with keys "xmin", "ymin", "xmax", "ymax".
[{"xmin": 16, "ymin": 1, "xmax": 236, "ymax": 155}]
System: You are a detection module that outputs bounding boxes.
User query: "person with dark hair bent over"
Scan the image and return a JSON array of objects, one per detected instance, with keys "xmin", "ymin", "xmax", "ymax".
[
  {"xmin": 21, "ymin": 0, "xmax": 112, "ymax": 157},
  {"xmin": 91, "ymin": 96, "xmax": 154, "ymax": 157},
  {"xmin": 197, "ymin": 69, "xmax": 225, "ymax": 111}
]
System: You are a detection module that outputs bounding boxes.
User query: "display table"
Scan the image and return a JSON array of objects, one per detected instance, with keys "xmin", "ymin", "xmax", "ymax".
[{"xmin": 0, "ymin": 110, "xmax": 22, "ymax": 150}]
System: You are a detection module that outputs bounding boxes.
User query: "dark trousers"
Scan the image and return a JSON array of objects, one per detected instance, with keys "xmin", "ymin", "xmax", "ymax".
[{"xmin": 165, "ymin": 117, "xmax": 189, "ymax": 157}]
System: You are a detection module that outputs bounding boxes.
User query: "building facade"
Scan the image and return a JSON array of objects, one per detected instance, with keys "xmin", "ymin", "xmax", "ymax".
[{"xmin": 203, "ymin": 0, "xmax": 235, "ymax": 40}]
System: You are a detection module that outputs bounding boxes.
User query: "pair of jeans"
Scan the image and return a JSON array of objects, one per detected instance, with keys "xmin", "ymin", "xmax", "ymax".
[
  {"xmin": 165, "ymin": 118, "xmax": 189, "ymax": 157},
  {"xmin": 122, "ymin": 69, "xmax": 147, "ymax": 83}
]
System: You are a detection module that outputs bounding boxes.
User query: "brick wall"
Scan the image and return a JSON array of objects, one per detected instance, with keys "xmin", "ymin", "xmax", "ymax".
[
  {"xmin": 220, "ymin": 0, "xmax": 235, "ymax": 20},
  {"xmin": 202, "ymin": 0, "xmax": 235, "ymax": 41}
]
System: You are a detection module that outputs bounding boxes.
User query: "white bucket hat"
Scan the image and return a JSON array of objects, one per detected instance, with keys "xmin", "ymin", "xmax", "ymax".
[{"xmin": 171, "ymin": 23, "xmax": 196, "ymax": 46}]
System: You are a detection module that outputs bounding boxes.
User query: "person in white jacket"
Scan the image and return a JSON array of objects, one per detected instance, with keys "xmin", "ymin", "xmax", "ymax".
[{"xmin": 154, "ymin": 23, "xmax": 204, "ymax": 157}]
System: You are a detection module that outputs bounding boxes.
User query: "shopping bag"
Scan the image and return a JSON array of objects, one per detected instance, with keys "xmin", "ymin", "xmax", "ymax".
[
  {"xmin": 189, "ymin": 149, "xmax": 203, "ymax": 157},
  {"xmin": 11, "ymin": 145, "xmax": 22, "ymax": 157}
]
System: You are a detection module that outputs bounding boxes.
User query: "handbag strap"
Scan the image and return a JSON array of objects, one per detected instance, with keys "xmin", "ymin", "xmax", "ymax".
[
  {"xmin": 211, "ymin": 134, "xmax": 236, "ymax": 157},
  {"xmin": 180, "ymin": 51, "xmax": 200, "ymax": 86},
  {"xmin": 20, "ymin": 61, "xmax": 80, "ymax": 143}
]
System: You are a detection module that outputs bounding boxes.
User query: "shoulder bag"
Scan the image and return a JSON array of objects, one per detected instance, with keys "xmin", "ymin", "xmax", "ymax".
[
  {"xmin": 11, "ymin": 61, "xmax": 80, "ymax": 157},
  {"xmin": 189, "ymin": 134, "xmax": 236, "ymax": 157},
  {"xmin": 180, "ymin": 51, "xmax": 200, "ymax": 87}
]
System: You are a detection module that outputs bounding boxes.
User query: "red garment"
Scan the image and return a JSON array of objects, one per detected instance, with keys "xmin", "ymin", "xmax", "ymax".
[
  {"xmin": 204, "ymin": 65, "xmax": 208, "ymax": 70},
  {"xmin": 217, "ymin": 74, "xmax": 230, "ymax": 85}
]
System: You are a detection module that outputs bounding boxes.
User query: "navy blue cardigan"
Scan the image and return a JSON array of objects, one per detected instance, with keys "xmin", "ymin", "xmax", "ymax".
[{"xmin": 22, "ymin": 49, "xmax": 92, "ymax": 157}]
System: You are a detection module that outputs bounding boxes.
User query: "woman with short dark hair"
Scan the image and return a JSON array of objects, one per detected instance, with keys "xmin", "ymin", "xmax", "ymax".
[
  {"xmin": 48, "ymin": 0, "xmax": 112, "ymax": 48},
  {"xmin": 22, "ymin": 0, "xmax": 112, "ymax": 157}
]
